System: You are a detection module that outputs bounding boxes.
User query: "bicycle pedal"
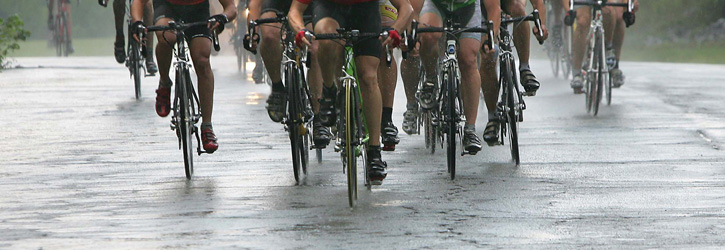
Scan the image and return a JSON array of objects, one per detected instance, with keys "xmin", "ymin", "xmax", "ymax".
[
  {"xmin": 523, "ymin": 91, "xmax": 537, "ymax": 97},
  {"xmin": 369, "ymin": 180, "xmax": 383, "ymax": 186}
]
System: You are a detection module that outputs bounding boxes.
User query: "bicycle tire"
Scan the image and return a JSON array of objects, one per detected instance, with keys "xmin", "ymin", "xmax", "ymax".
[
  {"xmin": 343, "ymin": 78, "xmax": 358, "ymax": 207},
  {"xmin": 606, "ymin": 70, "xmax": 612, "ymax": 106},
  {"xmin": 592, "ymin": 32, "xmax": 603, "ymax": 116},
  {"xmin": 286, "ymin": 64, "xmax": 303, "ymax": 184},
  {"xmin": 504, "ymin": 59, "xmax": 520, "ymax": 165},
  {"xmin": 55, "ymin": 15, "xmax": 63, "ymax": 57},
  {"xmin": 444, "ymin": 69, "xmax": 456, "ymax": 180},
  {"xmin": 177, "ymin": 68, "xmax": 194, "ymax": 179},
  {"xmin": 62, "ymin": 12, "xmax": 70, "ymax": 57},
  {"xmin": 130, "ymin": 36, "xmax": 142, "ymax": 99}
]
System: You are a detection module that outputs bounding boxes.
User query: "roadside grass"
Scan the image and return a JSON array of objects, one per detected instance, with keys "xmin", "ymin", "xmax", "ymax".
[{"xmin": 9, "ymin": 38, "xmax": 115, "ymax": 57}]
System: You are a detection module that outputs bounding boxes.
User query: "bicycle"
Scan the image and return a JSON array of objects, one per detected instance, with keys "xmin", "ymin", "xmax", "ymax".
[
  {"xmin": 315, "ymin": 29, "xmax": 393, "ymax": 207},
  {"xmin": 544, "ymin": 1, "xmax": 572, "ymax": 79},
  {"xmin": 139, "ymin": 20, "xmax": 222, "ymax": 179},
  {"xmin": 231, "ymin": 0, "xmax": 254, "ymax": 73},
  {"xmin": 410, "ymin": 19, "xmax": 491, "ymax": 180},
  {"xmin": 568, "ymin": 0, "xmax": 633, "ymax": 116},
  {"xmin": 492, "ymin": 10, "xmax": 544, "ymax": 166},
  {"xmin": 247, "ymin": 13, "xmax": 315, "ymax": 184},
  {"xmin": 50, "ymin": 0, "xmax": 75, "ymax": 57}
]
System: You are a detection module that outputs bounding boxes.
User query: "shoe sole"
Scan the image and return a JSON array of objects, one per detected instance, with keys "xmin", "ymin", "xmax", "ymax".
[{"xmin": 382, "ymin": 143, "xmax": 396, "ymax": 151}]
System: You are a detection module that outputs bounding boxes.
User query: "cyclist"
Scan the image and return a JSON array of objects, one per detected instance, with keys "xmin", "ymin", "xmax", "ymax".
[
  {"xmin": 99, "ymin": 0, "xmax": 159, "ymax": 73},
  {"xmin": 417, "ymin": 0, "xmax": 486, "ymax": 153},
  {"xmin": 246, "ymin": 0, "xmax": 332, "ymax": 147},
  {"xmin": 289, "ymin": 0, "xmax": 412, "ymax": 184},
  {"xmin": 378, "ymin": 0, "xmax": 410, "ymax": 151},
  {"xmin": 479, "ymin": 0, "xmax": 547, "ymax": 146},
  {"xmin": 47, "ymin": 0, "xmax": 75, "ymax": 54},
  {"xmin": 131, "ymin": 0, "xmax": 237, "ymax": 153},
  {"xmin": 399, "ymin": 0, "xmax": 424, "ymax": 135},
  {"xmin": 564, "ymin": 0, "xmax": 635, "ymax": 93},
  {"xmin": 607, "ymin": 0, "xmax": 638, "ymax": 88}
]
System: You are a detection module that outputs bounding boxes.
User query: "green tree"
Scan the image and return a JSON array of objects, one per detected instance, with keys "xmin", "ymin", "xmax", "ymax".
[{"xmin": 0, "ymin": 14, "xmax": 31, "ymax": 69}]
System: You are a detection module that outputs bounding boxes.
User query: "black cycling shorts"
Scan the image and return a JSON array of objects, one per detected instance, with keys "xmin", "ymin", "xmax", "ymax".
[
  {"xmin": 313, "ymin": 0, "xmax": 382, "ymax": 58},
  {"xmin": 261, "ymin": 0, "xmax": 313, "ymax": 24},
  {"xmin": 153, "ymin": 0, "xmax": 211, "ymax": 41}
]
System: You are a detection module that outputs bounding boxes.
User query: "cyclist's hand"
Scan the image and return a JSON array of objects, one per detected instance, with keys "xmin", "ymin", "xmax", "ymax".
[
  {"xmin": 382, "ymin": 29, "xmax": 402, "ymax": 48},
  {"xmin": 564, "ymin": 10, "xmax": 576, "ymax": 26},
  {"xmin": 533, "ymin": 24, "xmax": 548, "ymax": 43},
  {"xmin": 208, "ymin": 14, "xmax": 229, "ymax": 33},
  {"xmin": 130, "ymin": 21, "xmax": 146, "ymax": 43},
  {"xmin": 295, "ymin": 29, "xmax": 313, "ymax": 48},
  {"xmin": 482, "ymin": 41, "xmax": 498, "ymax": 62},
  {"xmin": 623, "ymin": 11, "xmax": 635, "ymax": 27}
]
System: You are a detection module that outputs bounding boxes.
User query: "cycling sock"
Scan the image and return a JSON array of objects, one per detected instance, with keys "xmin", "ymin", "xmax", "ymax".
[
  {"xmin": 488, "ymin": 111, "xmax": 497, "ymax": 121},
  {"xmin": 323, "ymin": 84, "xmax": 337, "ymax": 96},
  {"xmin": 159, "ymin": 79, "xmax": 172, "ymax": 88},
  {"xmin": 406, "ymin": 102, "xmax": 417, "ymax": 110},
  {"xmin": 464, "ymin": 123, "xmax": 476, "ymax": 133},
  {"xmin": 201, "ymin": 123, "xmax": 213, "ymax": 130},
  {"xmin": 367, "ymin": 145, "xmax": 382, "ymax": 160},
  {"xmin": 519, "ymin": 63, "xmax": 530, "ymax": 72},
  {"xmin": 382, "ymin": 107, "xmax": 393, "ymax": 125},
  {"xmin": 115, "ymin": 34, "xmax": 124, "ymax": 43},
  {"xmin": 271, "ymin": 81, "xmax": 285, "ymax": 92}
]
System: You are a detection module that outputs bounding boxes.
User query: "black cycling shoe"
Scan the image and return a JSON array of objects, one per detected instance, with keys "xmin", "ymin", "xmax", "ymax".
[
  {"xmin": 520, "ymin": 69, "xmax": 540, "ymax": 96},
  {"xmin": 382, "ymin": 121, "xmax": 400, "ymax": 151},
  {"xmin": 252, "ymin": 64, "xmax": 265, "ymax": 84},
  {"xmin": 114, "ymin": 40, "xmax": 125, "ymax": 64},
  {"xmin": 312, "ymin": 120, "xmax": 332, "ymax": 148},
  {"xmin": 367, "ymin": 146, "xmax": 387, "ymax": 185},
  {"xmin": 483, "ymin": 119, "xmax": 501, "ymax": 146},
  {"xmin": 318, "ymin": 86, "xmax": 337, "ymax": 127},
  {"xmin": 266, "ymin": 90, "xmax": 287, "ymax": 122},
  {"xmin": 146, "ymin": 60, "xmax": 158, "ymax": 75},
  {"xmin": 463, "ymin": 129, "xmax": 482, "ymax": 154},
  {"xmin": 416, "ymin": 81, "xmax": 437, "ymax": 109}
]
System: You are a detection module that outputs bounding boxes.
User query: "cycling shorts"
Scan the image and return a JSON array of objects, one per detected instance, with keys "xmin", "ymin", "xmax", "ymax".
[
  {"xmin": 153, "ymin": 0, "xmax": 211, "ymax": 41},
  {"xmin": 261, "ymin": 0, "xmax": 313, "ymax": 23},
  {"xmin": 421, "ymin": 0, "xmax": 482, "ymax": 41},
  {"xmin": 312, "ymin": 0, "xmax": 382, "ymax": 58}
]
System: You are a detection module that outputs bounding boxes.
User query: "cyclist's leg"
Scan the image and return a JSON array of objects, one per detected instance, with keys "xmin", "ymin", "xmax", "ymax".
[
  {"xmin": 307, "ymin": 22, "xmax": 332, "ymax": 147},
  {"xmin": 418, "ymin": 2, "xmax": 443, "ymax": 109},
  {"xmin": 190, "ymin": 37, "xmax": 214, "ymax": 125},
  {"xmin": 257, "ymin": 6, "xmax": 285, "ymax": 122},
  {"xmin": 151, "ymin": 0, "xmax": 177, "ymax": 117},
  {"xmin": 504, "ymin": 0, "xmax": 538, "ymax": 92},
  {"xmin": 611, "ymin": 3, "xmax": 626, "ymax": 87},
  {"xmin": 400, "ymin": 0, "xmax": 423, "ymax": 123},
  {"xmin": 378, "ymin": 6, "xmax": 400, "ymax": 148},
  {"xmin": 48, "ymin": 0, "xmax": 54, "ymax": 30},
  {"xmin": 570, "ymin": 6, "xmax": 591, "ymax": 89},
  {"xmin": 65, "ymin": 1, "xmax": 74, "ymax": 53},
  {"xmin": 143, "ymin": 0, "xmax": 157, "ymax": 69},
  {"xmin": 113, "ymin": 0, "xmax": 126, "ymax": 63},
  {"xmin": 312, "ymin": 1, "xmax": 345, "ymax": 127}
]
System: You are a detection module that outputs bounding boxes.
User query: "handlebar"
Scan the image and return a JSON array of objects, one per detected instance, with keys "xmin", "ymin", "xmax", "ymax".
[
  {"xmin": 500, "ymin": 10, "xmax": 544, "ymax": 45},
  {"xmin": 244, "ymin": 14, "xmax": 313, "ymax": 53},
  {"xmin": 409, "ymin": 19, "xmax": 494, "ymax": 53},
  {"xmin": 569, "ymin": 0, "xmax": 634, "ymax": 26}
]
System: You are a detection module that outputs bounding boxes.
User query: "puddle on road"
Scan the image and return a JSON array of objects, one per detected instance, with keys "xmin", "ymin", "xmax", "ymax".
[{"xmin": 245, "ymin": 92, "xmax": 265, "ymax": 105}]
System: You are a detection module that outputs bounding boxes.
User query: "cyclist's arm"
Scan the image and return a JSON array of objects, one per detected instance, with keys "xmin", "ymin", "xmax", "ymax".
[
  {"xmin": 530, "ymin": 0, "xmax": 546, "ymax": 27},
  {"xmin": 131, "ymin": 0, "xmax": 149, "ymax": 23},
  {"xmin": 288, "ymin": 0, "xmax": 309, "ymax": 33},
  {"xmin": 248, "ymin": 0, "xmax": 263, "ymax": 30},
  {"xmin": 218, "ymin": 0, "xmax": 238, "ymax": 22},
  {"xmin": 483, "ymin": 0, "xmax": 501, "ymax": 42},
  {"xmin": 388, "ymin": 0, "xmax": 413, "ymax": 34}
]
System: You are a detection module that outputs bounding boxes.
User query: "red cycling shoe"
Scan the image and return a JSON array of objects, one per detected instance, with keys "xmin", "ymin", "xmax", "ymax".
[
  {"xmin": 155, "ymin": 86, "xmax": 171, "ymax": 117},
  {"xmin": 201, "ymin": 128, "xmax": 218, "ymax": 153}
]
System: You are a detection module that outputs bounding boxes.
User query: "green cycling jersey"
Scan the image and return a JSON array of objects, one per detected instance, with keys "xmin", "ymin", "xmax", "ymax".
[{"xmin": 432, "ymin": 0, "xmax": 475, "ymax": 12}]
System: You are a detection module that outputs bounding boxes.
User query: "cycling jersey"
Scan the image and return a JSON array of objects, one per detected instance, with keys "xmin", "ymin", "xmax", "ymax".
[
  {"xmin": 166, "ymin": 0, "xmax": 206, "ymax": 5},
  {"xmin": 431, "ymin": 0, "xmax": 475, "ymax": 12},
  {"xmin": 296, "ymin": 0, "xmax": 376, "ymax": 5},
  {"xmin": 379, "ymin": 0, "xmax": 398, "ymax": 21}
]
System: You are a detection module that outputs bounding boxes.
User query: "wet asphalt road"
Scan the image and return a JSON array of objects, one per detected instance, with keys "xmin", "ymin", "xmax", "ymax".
[{"xmin": 2, "ymin": 57, "xmax": 725, "ymax": 249}]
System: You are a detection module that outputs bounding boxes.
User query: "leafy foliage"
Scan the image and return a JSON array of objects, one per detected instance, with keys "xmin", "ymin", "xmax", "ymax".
[{"xmin": 0, "ymin": 14, "xmax": 31, "ymax": 69}]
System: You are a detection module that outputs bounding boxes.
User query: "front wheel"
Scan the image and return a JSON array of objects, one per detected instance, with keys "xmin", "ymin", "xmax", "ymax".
[
  {"xmin": 177, "ymin": 70, "xmax": 194, "ymax": 179},
  {"xmin": 343, "ymin": 78, "xmax": 358, "ymax": 207},
  {"xmin": 503, "ymin": 60, "xmax": 520, "ymax": 165},
  {"xmin": 443, "ymin": 71, "xmax": 457, "ymax": 180},
  {"xmin": 130, "ymin": 39, "xmax": 142, "ymax": 99}
]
